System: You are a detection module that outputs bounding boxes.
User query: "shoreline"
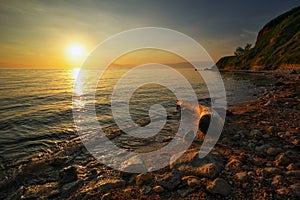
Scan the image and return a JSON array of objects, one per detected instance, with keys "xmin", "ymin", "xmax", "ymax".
[{"xmin": 1, "ymin": 70, "xmax": 299, "ymax": 199}]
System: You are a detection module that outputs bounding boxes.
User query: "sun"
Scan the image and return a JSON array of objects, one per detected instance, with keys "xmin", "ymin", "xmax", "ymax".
[{"xmin": 66, "ymin": 43, "xmax": 86, "ymax": 66}]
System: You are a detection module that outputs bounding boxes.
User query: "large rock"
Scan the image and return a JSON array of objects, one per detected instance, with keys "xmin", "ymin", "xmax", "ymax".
[
  {"xmin": 170, "ymin": 149, "xmax": 223, "ymax": 178},
  {"xmin": 61, "ymin": 180, "xmax": 83, "ymax": 198},
  {"xmin": 206, "ymin": 178, "xmax": 231, "ymax": 196},
  {"xmin": 136, "ymin": 173, "xmax": 153, "ymax": 186},
  {"xmin": 59, "ymin": 166, "xmax": 78, "ymax": 184},
  {"xmin": 156, "ymin": 171, "xmax": 182, "ymax": 190}
]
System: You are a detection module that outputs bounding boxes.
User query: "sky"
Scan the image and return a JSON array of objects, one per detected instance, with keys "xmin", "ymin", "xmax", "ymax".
[{"xmin": 0, "ymin": 0, "xmax": 299, "ymax": 69}]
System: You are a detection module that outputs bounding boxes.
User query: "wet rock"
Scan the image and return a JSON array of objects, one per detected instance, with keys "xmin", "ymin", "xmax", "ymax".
[
  {"xmin": 275, "ymin": 81, "xmax": 285, "ymax": 86},
  {"xmin": 255, "ymin": 144, "xmax": 270, "ymax": 155},
  {"xmin": 59, "ymin": 166, "xmax": 78, "ymax": 184},
  {"xmin": 170, "ymin": 149, "xmax": 223, "ymax": 178},
  {"xmin": 271, "ymin": 175, "xmax": 284, "ymax": 186},
  {"xmin": 93, "ymin": 179, "xmax": 126, "ymax": 192},
  {"xmin": 286, "ymin": 163, "xmax": 300, "ymax": 171},
  {"xmin": 289, "ymin": 183, "xmax": 300, "ymax": 196},
  {"xmin": 23, "ymin": 182, "xmax": 57, "ymax": 199},
  {"xmin": 274, "ymin": 153, "xmax": 291, "ymax": 167},
  {"xmin": 226, "ymin": 158, "xmax": 242, "ymax": 171},
  {"xmin": 140, "ymin": 185, "xmax": 151, "ymax": 195},
  {"xmin": 156, "ymin": 171, "xmax": 182, "ymax": 190},
  {"xmin": 206, "ymin": 178, "xmax": 231, "ymax": 196},
  {"xmin": 276, "ymin": 187, "xmax": 287, "ymax": 195},
  {"xmin": 249, "ymin": 129, "xmax": 262, "ymax": 138},
  {"xmin": 5, "ymin": 186, "xmax": 24, "ymax": 200},
  {"xmin": 235, "ymin": 172, "xmax": 247, "ymax": 182},
  {"xmin": 153, "ymin": 185, "xmax": 164, "ymax": 193},
  {"xmin": 61, "ymin": 180, "xmax": 83, "ymax": 198},
  {"xmin": 120, "ymin": 155, "xmax": 146, "ymax": 173},
  {"xmin": 101, "ymin": 193, "xmax": 111, "ymax": 200},
  {"xmin": 136, "ymin": 173, "xmax": 153, "ymax": 186},
  {"xmin": 50, "ymin": 156, "xmax": 69, "ymax": 166},
  {"xmin": 262, "ymin": 167, "xmax": 282, "ymax": 176},
  {"xmin": 286, "ymin": 170, "xmax": 300, "ymax": 179},
  {"xmin": 266, "ymin": 147, "xmax": 282, "ymax": 156},
  {"xmin": 177, "ymin": 187, "xmax": 191, "ymax": 197},
  {"xmin": 186, "ymin": 177, "xmax": 200, "ymax": 187},
  {"xmin": 195, "ymin": 163, "xmax": 220, "ymax": 178}
]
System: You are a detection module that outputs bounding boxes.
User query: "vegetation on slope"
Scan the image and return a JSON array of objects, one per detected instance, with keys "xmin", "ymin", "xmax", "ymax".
[{"xmin": 217, "ymin": 6, "xmax": 300, "ymax": 70}]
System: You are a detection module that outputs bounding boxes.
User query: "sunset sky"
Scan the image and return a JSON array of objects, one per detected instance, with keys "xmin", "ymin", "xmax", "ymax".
[{"xmin": 0, "ymin": 0, "xmax": 299, "ymax": 69}]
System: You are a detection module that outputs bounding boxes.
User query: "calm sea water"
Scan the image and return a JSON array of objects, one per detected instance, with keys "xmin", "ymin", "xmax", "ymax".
[{"xmin": 0, "ymin": 68, "xmax": 272, "ymax": 169}]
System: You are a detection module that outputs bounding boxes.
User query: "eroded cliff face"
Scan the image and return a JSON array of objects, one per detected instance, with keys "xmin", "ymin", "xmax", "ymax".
[{"xmin": 217, "ymin": 6, "xmax": 300, "ymax": 70}]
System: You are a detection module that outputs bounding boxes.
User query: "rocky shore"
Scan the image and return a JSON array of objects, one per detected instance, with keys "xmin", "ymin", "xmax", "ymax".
[{"xmin": 1, "ymin": 70, "xmax": 299, "ymax": 200}]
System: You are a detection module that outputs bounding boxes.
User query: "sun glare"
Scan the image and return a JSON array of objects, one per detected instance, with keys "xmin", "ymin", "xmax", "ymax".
[{"xmin": 66, "ymin": 43, "xmax": 86, "ymax": 67}]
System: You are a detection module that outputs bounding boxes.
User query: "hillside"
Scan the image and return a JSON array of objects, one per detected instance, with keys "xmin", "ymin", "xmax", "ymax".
[{"xmin": 216, "ymin": 6, "xmax": 300, "ymax": 70}]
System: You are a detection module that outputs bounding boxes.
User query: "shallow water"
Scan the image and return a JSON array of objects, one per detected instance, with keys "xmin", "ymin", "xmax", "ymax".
[{"xmin": 0, "ymin": 68, "xmax": 273, "ymax": 169}]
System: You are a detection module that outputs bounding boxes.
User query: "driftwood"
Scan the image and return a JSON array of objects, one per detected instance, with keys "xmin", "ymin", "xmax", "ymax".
[{"xmin": 176, "ymin": 100, "xmax": 212, "ymax": 134}]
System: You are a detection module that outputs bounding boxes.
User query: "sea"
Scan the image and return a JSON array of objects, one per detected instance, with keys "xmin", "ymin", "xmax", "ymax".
[{"xmin": 0, "ymin": 67, "xmax": 273, "ymax": 172}]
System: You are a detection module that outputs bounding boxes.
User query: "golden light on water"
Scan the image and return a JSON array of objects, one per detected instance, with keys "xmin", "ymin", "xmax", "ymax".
[{"xmin": 72, "ymin": 67, "xmax": 80, "ymax": 80}]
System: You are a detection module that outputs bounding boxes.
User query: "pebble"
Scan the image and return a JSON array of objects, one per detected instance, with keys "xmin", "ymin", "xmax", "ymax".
[
  {"xmin": 271, "ymin": 175, "xmax": 284, "ymax": 186},
  {"xmin": 153, "ymin": 185, "xmax": 164, "ymax": 193},
  {"xmin": 274, "ymin": 153, "xmax": 291, "ymax": 167},
  {"xmin": 266, "ymin": 147, "xmax": 282, "ymax": 156},
  {"xmin": 235, "ymin": 172, "xmax": 248, "ymax": 182},
  {"xmin": 177, "ymin": 187, "xmax": 191, "ymax": 197},
  {"xmin": 187, "ymin": 177, "xmax": 200, "ymax": 187},
  {"xmin": 206, "ymin": 178, "xmax": 231, "ymax": 196},
  {"xmin": 140, "ymin": 186, "xmax": 151, "ymax": 195}
]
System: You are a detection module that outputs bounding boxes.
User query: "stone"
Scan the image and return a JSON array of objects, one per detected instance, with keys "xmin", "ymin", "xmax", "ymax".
[
  {"xmin": 153, "ymin": 185, "xmax": 164, "ymax": 193},
  {"xmin": 61, "ymin": 180, "xmax": 83, "ymax": 198},
  {"xmin": 206, "ymin": 178, "xmax": 231, "ymax": 196},
  {"xmin": 187, "ymin": 177, "xmax": 200, "ymax": 187},
  {"xmin": 140, "ymin": 186, "xmax": 151, "ymax": 195},
  {"xmin": 136, "ymin": 173, "xmax": 153, "ymax": 186},
  {"xmin": 289, "ymin": 183, "xmax": 300, "ymax": 196},
  {"xmin": 177, "ymin": 187, "xmax": 191, "ymax": 197},
  {"xmin": 170, "ymin": 149, "xmax": 223, "ymax": 178},
  {"xmin": 286, "ymin": 170, "xmax": 300, "ymax": 179},
  {"xmin": 255, "ymin": 144, "xmax": 270, "ymax": 155},
  {"xmin": 6, "ymin": 186, "xmax": 24, "ymax": 200},
  {"xmin": 235, "ymin": 172, "xmax": 247, "ymax": 182},
  {"xmin": 101, "ymin": 193, "xmax": 111, "ymax": 200},
  {"xmin": 276, "ymin": 188, "xmax": 287, "ymax": 195},
  {"xmin": 156, "ymin": 171, "xmax": 182, "ymax": 190},
  {"xmin": 262, "ymin": 167, "xmax": 282, "ymax": 176},
  {"xmin": 195, "ymin": 163, "xmax": 220, "ymax": 178},
  {"xmin": 271, "ymin": 175, "xmax": 284, "ymax": 186},
  {"xmin": 286, "ymin": 163, "xmax": 300, "ymax": 171},
  {"xmin": 266, "ymin": 147, "xmax": 282, "ymax": 156},
  {"xmin": 93, "ymin": 179, "xmax": 126, "ymax": 192},
  {"xmin": 59, "ymin": 166, "xmax": 78, "ymax": 184},
  {"xmin": 226, "ymin": 158, "xmax": 242, "ymax": 170},
  {"xmin": 120, "ymin": 155, "xmax": 147, "ymax": 173},
  {"xmin": 274, "ymin": 153, "xmax": 291, "ymax": 167},
  {"xmin": 249, "ymin": 129, "xmax": 262, "ymax": 138}
]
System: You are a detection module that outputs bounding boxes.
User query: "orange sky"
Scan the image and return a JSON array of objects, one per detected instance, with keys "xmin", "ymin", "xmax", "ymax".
[{"xmin": 0, "ymin": 1, "xmax": 298, "ymax": 69}]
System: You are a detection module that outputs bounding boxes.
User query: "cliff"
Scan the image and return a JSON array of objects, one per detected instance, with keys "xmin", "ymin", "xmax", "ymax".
[{"xmin": 216, "ymin": 6, "xmax": 300, "ymax": 70}]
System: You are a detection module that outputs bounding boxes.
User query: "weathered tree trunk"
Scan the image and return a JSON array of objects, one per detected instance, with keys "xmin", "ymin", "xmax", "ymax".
[{"xmin": 176, "ymin": 101, "xmax": 212, "ymax": 134}]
